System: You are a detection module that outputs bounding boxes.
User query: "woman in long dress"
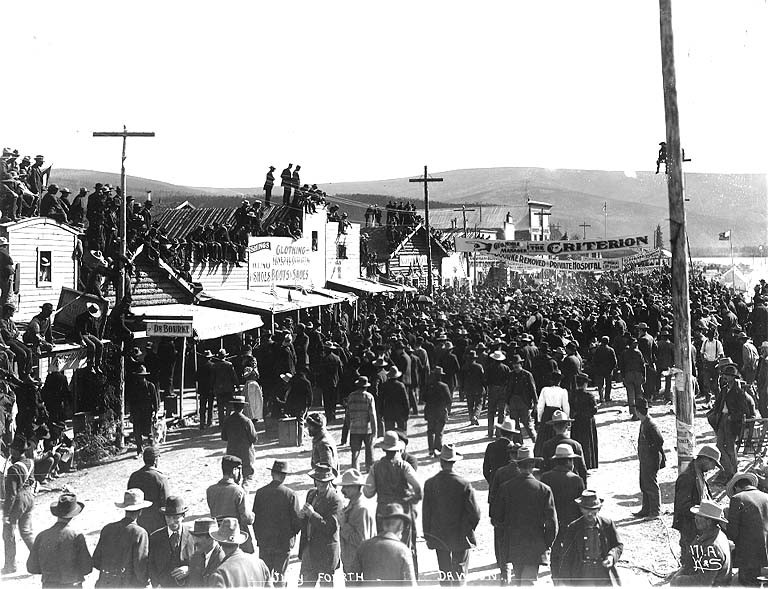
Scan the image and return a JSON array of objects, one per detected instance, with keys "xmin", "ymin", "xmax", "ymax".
[
  {"xmin": 534, "ymin": 370, "xmax": 570, "ymax": 456},
  {"xmin": 570, "ymin": 373, "xmax": 599, "ymax": 469}
]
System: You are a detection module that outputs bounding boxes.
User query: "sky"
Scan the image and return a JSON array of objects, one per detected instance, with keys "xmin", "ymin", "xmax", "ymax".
[{"xmin": 3, "ymin": 0, "xmax": 767, "ymax": 187}]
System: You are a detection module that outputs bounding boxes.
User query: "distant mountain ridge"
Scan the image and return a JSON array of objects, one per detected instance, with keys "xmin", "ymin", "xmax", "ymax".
[{"xmin": 50, "ymin": 167, "xmax": 766, "ymax": 250}]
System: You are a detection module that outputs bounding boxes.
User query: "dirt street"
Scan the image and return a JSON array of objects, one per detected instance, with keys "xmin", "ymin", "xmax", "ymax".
[{"xmin": 3, "ymin": 382, "xmax": 725, "ymax": 587}]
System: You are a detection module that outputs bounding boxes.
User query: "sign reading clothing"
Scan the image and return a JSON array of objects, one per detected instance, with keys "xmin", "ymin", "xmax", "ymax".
[
  {"xmin": 454, "ymin": 235, "xmax": 650, "ymax": 255},
  {"xmin": 248, "ymin": 240, "xmax": 316, "ymax": 287},
  {"xmin": 146, "ymin": 321, "xmax": 193, "ymax": 338}
]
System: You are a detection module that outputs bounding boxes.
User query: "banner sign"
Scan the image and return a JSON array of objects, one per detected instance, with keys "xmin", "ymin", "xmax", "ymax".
[
  {"xmin": 454, "ymin": 235, "xmax": 650, "ymax": 256},
  {"xmin": 501, "ymin": 253, "xmax": 606, "ymax": 272}
]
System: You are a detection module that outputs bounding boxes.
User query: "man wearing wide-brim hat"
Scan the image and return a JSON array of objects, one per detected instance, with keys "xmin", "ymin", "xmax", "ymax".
[
  {"xmin": 490, "ymin": 446, "xmax": 557, "ymax": 584},
  {"xmin": 715, "ymin": 362, "xmax": 755, "ymax": 483},
  {"xmin": 221, "ymin": 395, "xmax": 258, "ymax": 485},
  {"xmin": 306, "ymin": 411, "xmax": 339, "ymax": 476},
  {"xmin": 127, "ymin": 445, "xmax": 171, "ymax": 536},
  {"xmin": 148, "ymin": 496, "xmax": 195, "ymax": 587},
  {"xmin": 317, "ymin": 339, "xmax": 343, "ymax": 424},
  {"xmin": 621, "ymin": 336, "xmax": 646, "ymax": 420},
  {"xmin": 539, "ymin": 410, "xmax": 588, "ymax": 485},
  {"xmin": 92, "ymin": 489, "xmax": 153, "ymax": 587},
  {"xmin": 423, "ymin": 444, "xmax": 481, "ymax": 584},
  {"xmin": 338, "ymin": 468, "xmax": 376, "ymax": 574},
  {"xmin": 380, "ymin": 365, "xmax": 410, "ymax": 434},
  {"xmin": 486, "ymin": 349, "xmax": 512, "ymax": 438},
  {"xmin": 27, "ymin": 492, "xmax": 92, "ymax": 586},
  {"xmin": 208, "ymin": 518, "xmax": 272, "ymax": 587},
  {"xmin": 297, "ymin": 463, "xmax": 344, "ymax": 585},
  {"xmin": 552, "ymin": 490, "xmax": 623, "ymax": 586},
  {"xmin": 126, "ymin": 363, "xmax": 159, "ymax": 458},
  {"xmin": 483, "ymin": 416, "xmax": 521, "ymax": 485},
  {"xmin": 723, "ymin": 470, "xmax": 768, "ymax": 584},
  {"xmin": 342, "ymin": 375, "xmax": 378, "ymax": 472},
  {"xmin": 347, "ymin": 503, "xmax": 416, "ymax": 583},
  {"xmin": 669, "ymin": 500, "xmax": 732, "ymax": 586},
  {"xmin": 196, "ymin": 347, "xmax": 216, "ymax": 430},
  {"xmin": 461, "ymin": 348, "xmax": 485, "ymax": 427},
  {"xmin": 423, "ymin": 365, "xmax": 453, "ymax": 457},
  {"xmin": 251, "ymin": 460, "xmax": 301, "ymax": 585},
  {"xmin": 541, "ymin": 443, "xmax": 585, "ymax": 537}
]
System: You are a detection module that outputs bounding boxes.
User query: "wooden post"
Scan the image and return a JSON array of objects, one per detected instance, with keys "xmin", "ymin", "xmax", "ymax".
[
  {"xmin": 579, "ymin": 221, "xmax": 592, "ymax": 240},
  {"xmin": 93, "ymin": 126, "xmax": 155, "ymax": 449},
  {"xmin": 659, "ymin": 0, "xmax": 695, "ymax": 469},
  {"xmin": 409, "ymin": 166, "xmax": 443, "ymax": 295},
  {"xmin": 181, "ymin": 337, "xmax": 188, "ymax": 418}
]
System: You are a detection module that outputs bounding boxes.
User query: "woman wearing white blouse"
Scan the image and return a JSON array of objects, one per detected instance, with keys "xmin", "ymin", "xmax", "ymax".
[{"xmin": 534, "ymin": 370, "xmax": 570, "ymax": 456}]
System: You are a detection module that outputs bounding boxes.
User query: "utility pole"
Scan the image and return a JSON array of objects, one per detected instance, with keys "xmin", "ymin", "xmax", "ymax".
[
  {"xmin": 579, "ymin": 221, "xmax": 592, "ymax": 240},
  {"xmin": 410, "ymin": 166, "xmax": 443, "ymax": 295},
  {"xmin": 93, "ymin": 126, "xmax": 155, "ymax": 450},
  {"xmin": 454, "ymin": 205, "xmax": 476, "ymax": 284},
  {"xmin": 659, "ymin": 0, "xmax": 694, "ymax": 470},
  {"xmin": 532, "ymin": 208, "xmax": 551, "ymax": 241},
  {"xmin": 603, "ymin": 202, "xmax": 607, "ymax": 238}
]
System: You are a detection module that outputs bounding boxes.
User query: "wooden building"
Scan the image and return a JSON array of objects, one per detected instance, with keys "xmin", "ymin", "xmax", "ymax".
[
  {"xmin": 361, "ymin": 224, "xmax": 451, "ymax": 289},
  {"xmin": 1, "ymin": 218, "xmax": 80, "ymax": 321}
]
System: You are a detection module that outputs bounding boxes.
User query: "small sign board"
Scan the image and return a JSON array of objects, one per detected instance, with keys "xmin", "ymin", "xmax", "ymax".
[{"xmin": 146, "ymin": 320, "xmax": 193, "ymax": 338}]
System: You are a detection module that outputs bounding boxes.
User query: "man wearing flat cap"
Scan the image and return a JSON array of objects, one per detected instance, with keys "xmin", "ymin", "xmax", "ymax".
[
  {"xmin": 206, "ymin": 455, "xmax": 255, "ymax": 554},
  {"xmin": 27, "ymin": 492, "xmax": 92, "ymax": 586},
  {"xmin": 252, "ymin": 460, "xmax": 302, "ymax": 586},
  {"xmin": 148, "ymin": 496, "xmax": 195, "ymax": 586}
]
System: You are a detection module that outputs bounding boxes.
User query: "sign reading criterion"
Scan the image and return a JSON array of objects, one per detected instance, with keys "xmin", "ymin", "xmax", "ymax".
[{"xmin": 455, "ymin": 235, "xmax": 650, "ymax": 255}]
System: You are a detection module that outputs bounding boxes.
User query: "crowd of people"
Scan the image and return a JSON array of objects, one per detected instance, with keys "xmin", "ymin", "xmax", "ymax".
[{"xmin": 6, "ymin": 262, "xmax": 768, "ymax": 586}]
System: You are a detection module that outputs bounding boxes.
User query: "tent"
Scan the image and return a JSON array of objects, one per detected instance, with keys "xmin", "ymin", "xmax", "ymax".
[{"xmin": 718, "ymin": 266, "xmax": 749, "ymax": 292}]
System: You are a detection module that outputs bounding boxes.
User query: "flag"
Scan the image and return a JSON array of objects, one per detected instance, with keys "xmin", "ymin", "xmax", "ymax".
[{"xmin": 719, "ymin": 230, "xmax": 731, "ymax": 240}]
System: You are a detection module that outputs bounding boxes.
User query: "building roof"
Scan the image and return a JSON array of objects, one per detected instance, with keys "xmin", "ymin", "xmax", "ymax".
[
  {"xmin": 429, "ymin": 206, "xmax": 518, "ymax": 231},
  {"xmin": 156, "ymin": 205, "xmax": 295, "ymax": 240},
  {"xmin": 361, "ymin": 223, "xmax": 450, "ymax": 262}
]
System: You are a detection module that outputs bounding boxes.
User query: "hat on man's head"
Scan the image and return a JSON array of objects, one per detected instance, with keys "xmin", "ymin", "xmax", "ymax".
[
  {"xmin": 41, "ymin": 302, "xmax": 54, "ymax": 312},
  {"xmin": 376, "ymin": 430, "xmax": 405, "ymax": 451},
  {"xmin": 308, "ymin": 463, "xmax": 336, "ymax": 482},
  {"xmin": 143, "ymin": 445, "xmax": 160, "ymax": 463},
  {"xmin": 726, "ymin": 472, "xmax": 759, "ymax": 498},
  {"xmin": 280, "ymin": 372, "xmax": 293, "ymax": 383},
  {"xmin": 575, "ymin": 372, "xmax": 590, "ymax": 385},
  {"xmin": 372, "ymin": 358, "xmax": 389, "ymax": 368},
  {"xmin": 489, "ymin": 350, "xmax": 506, "ymax": 362},
  {"xmin": 509, "ymin": 354, "xmax": 524, "ymax": 365},
  {"xmin": 716, "ymin": 357, "xmax": 737, "ymax": 371},
  {"xmin": 159, "ymin": 496, "xmax": 188, "ymax": 516},
  {"xmin": 378, "ymin": 503, "xmax": 411, "ymax": 522},
  {"xmin": 387, "ymin": 366, "xmax": 402, "ymax": 379},
  {"xmin": 229, "ymin": 395, "xmax": 248, "ymax": 406},
  {"xmin": 210, "ymin": 517, "xmax": 249, "ymax": 545},
  {"xmin": 513, "ymin": 446, "xmax": 536, "ymax": 463},
  {"xmin": 551, "ymin": 443, "xmax": 578, "ymax": 461},
  {"xmin": 191, "ymin": 517, "xmax": 217, "ymax": 536},
  {"xmin": 721, "ymin": 364, "xmax": 740, "ymax": 377},
  {"xmin": 695, "ymin": 444, "xmax": 723, "ymax": 470},
  {"xmin": 496, "ymin": 416, "xmax": 520, "ymax": 434},
  {"xmin": 338, "ymin": 468, "xmax": 367, "ymax": 487},
  {"xmin": 438, "ymin": 443, "xmax": 462, "ymax": 462},
  {"xmin": 86, "ymin": 303, "xmax": 102, "ymax": 318},
  {"xmin": 306, "ymin": 412, "xmax": 326, "ymax": 429},
  {"xmin": 574, "ymin": 490, "xmax": 603, "ymax": 509},
  {"xmin": 690, "ymin": 500, "xmax": 728, "ymax": 524},
  {"xmin": 636, "ymin": 322, "xmax": 649, "ymax": 330},
  {"xmin": 269, "ymin": 460, "xmax": 291, "ymax": 474},
  {"xmin": 431, "ymin": 365, "xmax": 445, "ymax": 376},
  {"xmin": 221, "ymin": 454, "xmax": 243, "ymax": 471},
  {"xmin": 202, "ymin": 349, "xmax": 214, "ymax": 358},
  {"xmin": 115, "ymin": 489, "xmax": 153, "ymax": 511},
  {"xmin": 50, "ymin": 493, "xmax": 85, "ymax": 518},
  {"xmin": 547, "ymin": 410, "xmax": 573, "ymax": 425}
]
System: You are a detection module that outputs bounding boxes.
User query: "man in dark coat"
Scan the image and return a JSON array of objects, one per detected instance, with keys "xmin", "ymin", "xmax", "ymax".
[
  {"xmin": 726, "ymin": 471, "xmax": 768, "ymax": 585},
  {"xmin": 541, "ymin": 444, "xmax": 585, "ymax": 535},
  {"xmin": 540, "ymin": 410, "xmax": 588, "ymax": 485},
  {"xmin": 207, "ymin": 518, "xmax": 271, "ymax": 587},
  {"xmin": 673, "ymin": 444, "xmax": 722, "ymax": 572},
  {"xmin": 221, "ymin": 395, "xmax": 258, "ymax": 484},
  {"xmin": 92, "ymin": 489, "xmax": 152, "ymax": 587},
  {"xmin": 73, "ymin": 303, "xmax": 104, "ymax": 374},
  {"xmin": 490, "ymin": 446, "xmax": 557, "ymax": 585},
  {"xmin": 298, "ymin": 463, "xmax": 344, "ymax": 586},
  {"xmin": 460, "ymin": 349, "xmax": 485, "ymax": 426},
  {"xmin": 635, "ymin": 396, "xmax": 665, "ymax": 518},
  {"xmin": 196, "ymin": 349, "xmax": 215, "ymax": 429},
  {"xmin": 252, "ymin": 460, "xmax": 302, "ymax": 585},
  {"xmin": 482, "ymin": 417, "xmax": 520, "ymax": 485},
  {"xmin": 486, "ymin": 350, "xmax": 511, "ymax": 437},
  {"xmin": 126, "ymin": 366, "xmax": 159, "ymax": 457},
  {"xmin": 423, "ymin": 444, "xmax": 481, "ymax": 584},
  {"xmin": 316, "ymin": 342, "xmax": 343, "ymax": 423},
  {"xmin": 211, "ymin": 349, "xmax": 239, "ymax": 427},
  {"xmin": 508, "ymin": 354, "xmax": 538, "ymax": 443},
  {"xmin": 206, "ymin": 455, "xmax": 255, "ymax": 554},
  {"xmin": 379, "ymin": 366, "xmax": 409, "ymax": 433},
  {"xmin": 592, "ymin": 336, "xmax": 617, "ymax": 402},
  {"xmin": 187, "ymin": 518, "xmax": 225, "ymax": 587},
  {"xmin": 127, "ymin": 446, "xmax": 170, "ymax": 536},
  {"xmin": 424, "ymin": 366, "xmax": 452, "ymax": 456},
  {"xmin": 280, "ymin": 164, "xmax": 293, "ymax": 205},
  {"xmin": 553, "ymin": 490, "xmax": 623, "ymax": 586},
  {"xmin": 148, "ymin": 496, "xmax": 195, "ymax": 587},
  {"xmin": 26, "ymin": 492, "xmax": 92, "ymax": 587},
  {"xmin": 750, "ymin": 298, "xmax": 768, "ymax": 348}
]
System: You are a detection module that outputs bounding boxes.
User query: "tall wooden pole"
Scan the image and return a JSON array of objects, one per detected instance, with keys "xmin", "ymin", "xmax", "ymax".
[
  {"xmin": 659, "ymin": 0, "xmax": 695, "ymax": 469},
  {"xmin": 93, "ymin": 127, "xmax": 155, "ymax": 450},
  {"xmin": 409, "ymin": 166, "xmax": 443, "ymax": 295}
]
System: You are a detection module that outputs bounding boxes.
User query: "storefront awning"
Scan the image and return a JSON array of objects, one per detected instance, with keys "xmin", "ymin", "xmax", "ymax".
[
  {"xmin": 198, "ymin": 287, "xmax": 349, "ymax": 316},
  {"xmin": 378, "ymin": 278, "xmax": 417, "ymax": 293},
  {"xmin": 132, "ymin": 304, "xmax": 263, "ymax": 340},
  {"xmin": 326, "ymin": 277, "xmax": 400, "ymax": 295}
]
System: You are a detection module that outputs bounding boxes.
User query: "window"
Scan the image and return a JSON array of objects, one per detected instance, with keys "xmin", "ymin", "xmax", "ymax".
[
  {"xmin": 337, "ymin": 244, "xmax": 348, "ymax": 259},
  {"xmin": 37, "ymin": 249, "xmax": 52, "ymax": 287},
  {"xmin": 311, "ymin": 231, "xmax": 318, "ymax": 252}
]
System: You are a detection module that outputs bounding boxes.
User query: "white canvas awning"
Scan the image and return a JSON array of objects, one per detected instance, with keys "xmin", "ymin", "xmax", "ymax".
[{"xmin": 132, "ymin": 304, "xmax": 263, "ymax": 340}]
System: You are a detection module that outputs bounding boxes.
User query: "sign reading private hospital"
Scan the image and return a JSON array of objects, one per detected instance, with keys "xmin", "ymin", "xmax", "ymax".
[
  {"xmin": 247, "ymin": 238, "xmax": 325, "ymax": 288},
  {"xmin": 455, "ymin": 235, "xmax": 650, "ymax": 256}
]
